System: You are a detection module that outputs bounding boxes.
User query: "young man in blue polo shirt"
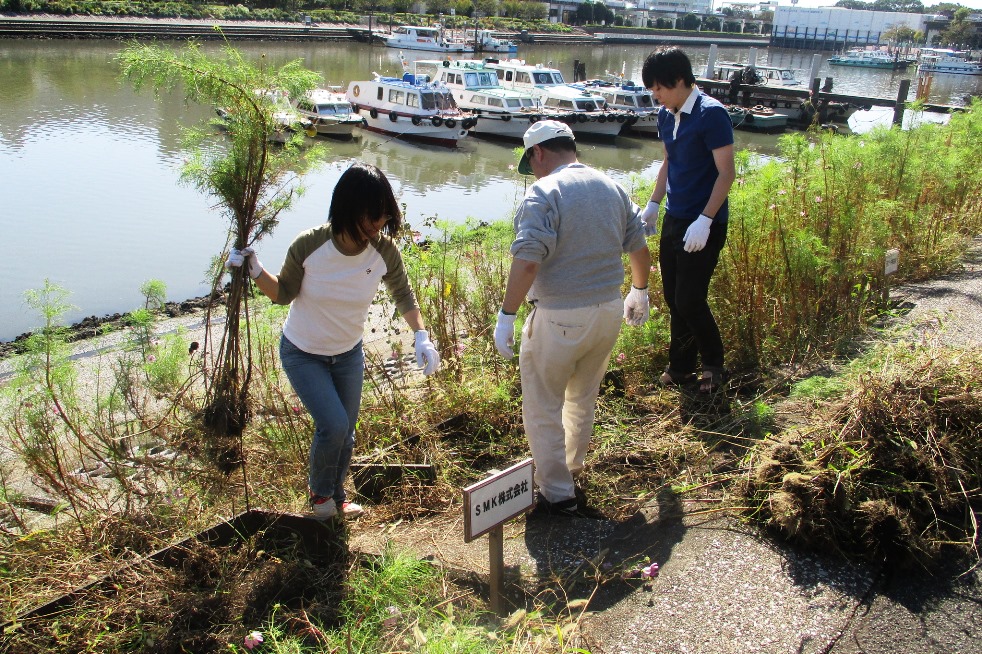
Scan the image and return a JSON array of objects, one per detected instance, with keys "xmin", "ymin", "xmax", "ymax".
[{"xmin": 640, "ymin": 47, "xmax": 736, "ymax": 394}]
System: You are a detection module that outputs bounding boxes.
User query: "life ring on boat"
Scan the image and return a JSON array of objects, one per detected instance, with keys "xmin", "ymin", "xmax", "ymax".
[
  {"xmin": 390, "ymin": 111, "xmax": 399, "ymax": 122},
  {"xmin": 370, "ymin": 108, "xmax": 378, "ymax": 119},
  {"xmin": 528, "ymin": 115, "xmax": 539, "ymax": 124},
  {"xmin": 577, "ymin": 114, "xmax": 588, "ymax": 123},
  {"xmin": 431, "ymin": 116, "xmax": 443, "ymax": 126},
  {"xmin": 458, "ymin": 129, "xmax": 467, "ymax": 137},
  {"xmin": 751, "ymin": 105, "xmax": 774, "ymax": 116},
  {"xmin": 412, "ymin": 116, "xmax": 422, "ymax": 126},
  {"xmin": 445, "ymin": 118, "xmax": 457, "ymax": 128},
  {"xmin": 501, "ymin": 114, "xmax": 511, "ymax": 122},
  {"xmin": 352, "ymin": 85, "xmax": 360, "ymax": 97}
]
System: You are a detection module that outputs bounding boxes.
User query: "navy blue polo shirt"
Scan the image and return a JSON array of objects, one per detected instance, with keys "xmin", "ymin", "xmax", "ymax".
[{"xmin": 657, "ymin": 89, "xmax": 734, "ymax": 224}]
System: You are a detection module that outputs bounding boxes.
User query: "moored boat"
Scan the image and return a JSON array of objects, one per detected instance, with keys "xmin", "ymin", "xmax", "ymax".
[
  {"xmin": 483, "ymin": 58, "xmax": 631, "ymax": 138},
  {"xmin": 294, "ymin": 87, "xmax": 364, "ymax": 139},
  {"xmin": 917, "ymin": 48, "xmax": 982, "ymax": 76},
  {"xmin": 570, "ymin": 74, "xmax": 658, "ymax": 136},
  {"xmin": 217, "ymin": 88, "xmax": 315, "ymax": 144},
  {"xmin": 415, "ymin": 58, "xmax": 577, "ymax": 140},
  {"xmin": 383, "ymin": 25, "xmax": 474, "ymax": 54},
  {"xmin": 726, "ymin": 105, "xmax": 789, "ymax": 133},
  {"xmin": 345, "ymin": 73, "xmax": 476, "ymax": 147},
  {"xmin": 828, "ymin": 48, "xmax": 913, "ymax": 70},
  {"xmin": 474, "ymin": 29, "xmax": 518, "ymax": 54}
]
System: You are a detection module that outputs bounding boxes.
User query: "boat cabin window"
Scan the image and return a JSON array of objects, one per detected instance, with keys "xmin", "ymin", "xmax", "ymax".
[
  {"xmin": 551, "ymin": 73, "xmax": 564, "ymax": 84},
  {"xmin": 479, "ymin": 72, "xmax": 496, "ymax": 86},
  {"xmin": 488, "ymin": 97, "xmax": 504, "ymax": 107},
  {"xmin": 389, "ymin": 89, "xmax": 405, "ymax": 104},
  {"xmin": 533, "ymin": 72, "xmax": 552, "ymax": 84},
  {"xmin": 316, "ymin": 104, "xmax": 338, "ymax": 115},
  {"xmin": 638, "ymin": 95, "xmax": 654, "ymax": 108},
  {"xmin": 377, "ymin": 86, "xmax": 384, "ymax": 101},
  {"xmin": 546, "ymin": 99, "xmax": 574, "ymax": 109},
  {"xmin": 464, "ymin": 72, "xmax": 479, "ymax": 86},
  {"xmin": 471, "ymin": 95, "xmax": 487, "ymax": 104},
  {"xmin": 520, "ymin": 98, "xmax": 534, "ymax": 108},
  {"xmin": 407, "ymin": 93, "xmax": 419, "ymax": 108},
  {"xmin": 575, "ymin": 99, "xmax": 598, "ymax": 111},
  {"xmin": 517, "ymin": 72, "xmax": 532, "ymax": 84},
  {"xmin": 505, "ymin": 98, "xmax": 521, "ymax": 108}
]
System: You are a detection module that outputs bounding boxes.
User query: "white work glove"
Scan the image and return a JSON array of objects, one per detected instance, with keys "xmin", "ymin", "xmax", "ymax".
[
  {"xmin": 494, "ymin": 310, "xmax": 517, "ymax": 359},
  {"xmin": 414, "ymin": 330, "xmax": 440, "ymax": 376},
  {"xmin": 640, "ymin": 201, "xmax": 660, "ymax": 237},
  {"xmin": 225, "ymin": 246, "xmax": 264, "ymax": 279},
  {"xmin": 623, "ymin": 286, "xmax": 650, "ymax": 326},
  {"xmin": 682, "ymin": 215, "xmax": 713, "ymax": 253}
]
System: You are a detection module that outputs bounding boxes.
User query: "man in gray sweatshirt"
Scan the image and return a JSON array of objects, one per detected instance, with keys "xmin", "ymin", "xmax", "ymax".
[{"xmin": 494, "ymin": 120, "xmax": 652, "ymax": 517}]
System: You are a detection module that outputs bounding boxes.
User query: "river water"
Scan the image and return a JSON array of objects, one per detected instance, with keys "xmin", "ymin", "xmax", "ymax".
[{"xmin": 2, "ymin": 38, "xmax": 980, "ymax": 341}]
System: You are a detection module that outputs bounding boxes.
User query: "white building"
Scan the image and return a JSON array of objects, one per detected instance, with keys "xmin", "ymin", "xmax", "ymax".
[{"xmin": 770, "ymin": 6, "xmax": 929, "ymax": 50}]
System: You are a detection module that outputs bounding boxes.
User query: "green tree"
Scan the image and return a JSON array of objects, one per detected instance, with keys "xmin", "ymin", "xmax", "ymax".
[
  {"xmin": 118, "ymin": 42, "xmax": 323, "ymax": 457},
  {"xmin": 835, "ymin": 0, "xmax": 871, "ymax": 9},
  {"xmin": 702, "ymin": 15, "xmax": 721, "ymax": 31},
  {"xmin": 575, "ymin": 1, "xmax": 594, "ymax": 25},
  {"xmin": 681, "ymin": 12, "xmax": 700, "ymax": 30},
  {"xmin": 883, "ymin": 23, "xmax": 922, "ymax": 42},
  {"xmin": 940, "ymin": 10, "xmax": 978, "ymax": 47},
  {"xmin": 475, "ymin": 0, "xmax": 499, "ymax": 17}
]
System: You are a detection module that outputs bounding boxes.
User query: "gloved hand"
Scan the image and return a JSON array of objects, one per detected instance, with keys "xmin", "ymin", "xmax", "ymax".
[
  {"xmin": 682, "ymin": 215, "xmax": 713, "ymax": 253},
  {"xmin": 414, "ymin": 330, "xmax": 440, "ymax": 376},
  {"xmin": 494, "ymin": 310, "xmax": 517, "ymax": 359},
  {"xmin": 640, "ymin": 201, "xmax": 660, "ymax": 237},
  {"xmin": 226, "ymin": 246, "xmax": 264, "ymax": 279},
  {"xmin": 623, "ymin": 286, "xmax": 650, "ymax": 326}
]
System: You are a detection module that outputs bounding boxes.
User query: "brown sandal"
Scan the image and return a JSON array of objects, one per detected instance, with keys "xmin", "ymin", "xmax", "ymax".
[{"xmin": 698, "ymin": 369, "xmax": 726, "ymax": 394}]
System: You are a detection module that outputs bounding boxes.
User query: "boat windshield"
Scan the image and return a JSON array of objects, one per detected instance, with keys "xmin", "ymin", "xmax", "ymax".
[
  {"xmin": 506, "ymin": 98, "xmax": 522, "ymax": 108},
  {"xmin": 617, "ymin": 95, "xmax": 636, "ymax": 107},
  {"xmin": 638, "ymin": 95, "xmax": 654, "ymax": 108},
  {"xmin": 575, "ymin": 99, "xmax": 600, "ymax": 111},
  {"xmin": 464, "ymin": 72, "xmax": 498, "ymax": 88},
  {"xmin": 532, "ymin": 71, "xmax": 555, "ymax": 85}
]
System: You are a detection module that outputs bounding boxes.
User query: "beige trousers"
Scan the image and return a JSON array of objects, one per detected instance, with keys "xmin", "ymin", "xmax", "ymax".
[{"xmin": 519, "ymin": 299, "xmax": 623, "ymax": 504}]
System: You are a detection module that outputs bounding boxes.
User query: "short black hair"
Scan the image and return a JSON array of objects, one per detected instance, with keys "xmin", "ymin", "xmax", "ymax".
[
  {"xmin": 329, "ymin": 163, "xmax": 402, "ymax": 242},
  {"xmin": 642, "ymin": 47, "xmax": 696, "ymax": 90},
  {"xmin": 536, "ymin": 136, "xmax": 576, "ymax": 156}
]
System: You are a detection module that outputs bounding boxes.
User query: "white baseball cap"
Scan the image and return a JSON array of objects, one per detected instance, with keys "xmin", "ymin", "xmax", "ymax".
[{"xmin": 518, "ymin": 120, "xmax": 575, "ymax": 175}]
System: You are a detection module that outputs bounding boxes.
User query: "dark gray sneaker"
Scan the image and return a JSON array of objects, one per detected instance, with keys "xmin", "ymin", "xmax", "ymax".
[{"xmin": 528, "ymin": 494, "xmax": 580, "ymax": 519}]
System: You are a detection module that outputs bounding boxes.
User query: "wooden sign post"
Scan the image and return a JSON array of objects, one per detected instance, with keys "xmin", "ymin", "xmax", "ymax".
[{"xmin": 462, "ymin": 458, "xmax": 534, "ymax": 615}]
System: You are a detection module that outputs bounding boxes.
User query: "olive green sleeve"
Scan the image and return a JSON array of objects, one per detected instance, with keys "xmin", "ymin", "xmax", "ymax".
[
  {"xmin": 375, "ymin": 236, "xmax": 419, "ymax": 316},
  {"xmin": 274, "ymin": 225, "xmax": 333, "ymax": 305}
]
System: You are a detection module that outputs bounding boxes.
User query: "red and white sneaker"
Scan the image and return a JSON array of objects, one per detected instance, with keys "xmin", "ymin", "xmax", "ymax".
[{"xmin": 309, "ymin": 495, "xmax": 337, "ymax": 520}]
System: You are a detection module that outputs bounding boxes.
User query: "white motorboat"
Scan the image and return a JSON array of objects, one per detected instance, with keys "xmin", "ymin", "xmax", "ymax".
[
  {"xmin": 383, "ymin": 25, "xmax": 474, "ymax": 54},
  {"xmin": 415, "ymin": 59, "xmax": 581, "ymax": 141},
  {"xmin": 918, "ymin": 48, "xmax": 982, "ymax": 76},
  {"xmin": 216, "ymin": 88, "xmax": 315, "ymax": 144},
  {"xmin": 570, "ymin": 74, "xmax": 658, "ymax": 136},
  {"xmin": 483, "ymin": 58, "xmax": 631, "ymax": 138},
  {"xmin": 828, "ymin": 48, "xmax": 913, "ymax": 70},
  {"xmin": 294, "ymin": 87, "xmax": 364, "ymax": 139},
  {"xmin": 345, "ymin": 72, "xmax": 476, "ymax": 147}
]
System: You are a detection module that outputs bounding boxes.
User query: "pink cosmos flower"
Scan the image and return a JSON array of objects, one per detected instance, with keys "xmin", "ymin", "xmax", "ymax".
[
  {"xmin": 455, "ymin": 343, "xmax": 466, "ymax": 356},
  {"xmin": 814, "ymin": 196, "xmax": 823, "ymax": 203},
  {"xmin": 769, "ymin": 204, "xmax": 777, "ymax": 210},
  {"xmin": 778, "ymin": 189, "xmax": 787, "ymax": 195},
  {"xmin": 243, "ymin": 631, "xmax": 263, "ymax": 649},
  {"xmin": 617, "ymin": 353, "xmax": 626, "ymax": 363},
  {"xmin": 148, "ymin": 354, "xmax": 157, "ymax": 362}
]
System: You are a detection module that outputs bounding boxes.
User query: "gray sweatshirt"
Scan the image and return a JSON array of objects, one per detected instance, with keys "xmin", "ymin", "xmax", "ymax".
[{"xmin": 511, "ymin": 162, "xmax": 645, "ymax": 310}]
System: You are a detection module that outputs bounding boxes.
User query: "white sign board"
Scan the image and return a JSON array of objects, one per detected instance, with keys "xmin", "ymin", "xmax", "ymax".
[
  {"xmin": 463, "ymin": 458, "xmax": 534, "ymax": 542},
  {"xmin": 885, "ymin": 249, "xmax": 899, "ymax": 275}
]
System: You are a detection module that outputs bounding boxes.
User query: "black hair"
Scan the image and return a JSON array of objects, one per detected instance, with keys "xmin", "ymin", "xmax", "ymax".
[
  {"xmin": 536, "ymin": 136, "xmax": 577, "ymax": 156},
  {"xmin": 641, "ymin": 47, "xmax": 696, "ymax": 90},
  {"xmin": 329, "ymin": 163, "xmax": 402, "ymax": 242}
]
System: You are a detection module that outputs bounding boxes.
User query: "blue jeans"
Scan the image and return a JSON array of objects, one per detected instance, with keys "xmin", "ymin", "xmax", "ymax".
[
  {"xmin": 659, "ymin": 215, "xmax": 728, "ymax": 375},
  {"xmin": 279, "ymin": 335, "xmax": 364, "ymax": 503}
]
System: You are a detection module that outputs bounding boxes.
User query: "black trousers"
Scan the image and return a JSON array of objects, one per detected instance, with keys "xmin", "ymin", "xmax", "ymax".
[{"xmin": 659, "ymin": 215, "xmax": 728, "ymax": 375}]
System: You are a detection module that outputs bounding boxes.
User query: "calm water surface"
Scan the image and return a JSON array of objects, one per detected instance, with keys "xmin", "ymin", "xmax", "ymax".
[{"xmin": 2, "ymin": 39, "xmax": 979, "ymax": 340}]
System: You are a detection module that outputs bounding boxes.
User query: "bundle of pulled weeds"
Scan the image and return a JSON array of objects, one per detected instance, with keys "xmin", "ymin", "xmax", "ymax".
[{"xmin": 735, "ymin": 346, "xmax": 981, "ymax": 568}]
